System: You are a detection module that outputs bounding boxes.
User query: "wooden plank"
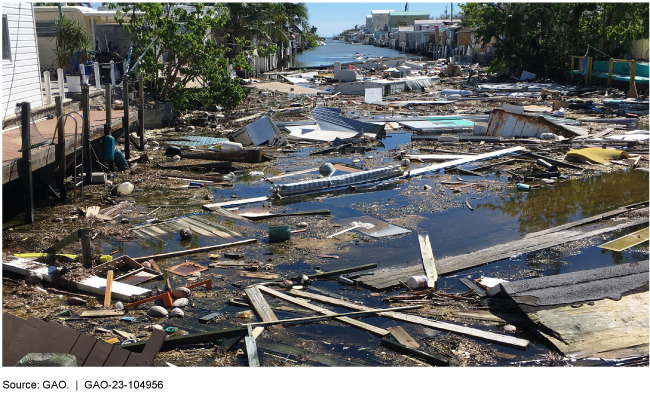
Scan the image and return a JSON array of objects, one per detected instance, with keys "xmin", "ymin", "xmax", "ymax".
[
  {"xmin": 199, "ymin": 312, "xmax": 223, "ymax": 324},
  {"xmin": 244, "ymin": 286, "xmax": 296, "ymax": 344},
  {"xmin": 136, "ymin": 329, "xmax": 167, "ymax": 366},
  {"xmin": 528, "ymin": 291, "xmax": 649, "ymax": 360},
  {"xmin": 287, "ymin": 290, "xmax": 530, "ymax": 349},
  {"xmin": 381, "ymin": 336, "xmax": 449, "ymax": 366},
  {"xmin": 123, "ymin": 351, "xmax": 142, "ymax": 367},
  {"xmin": 257, "ymin": 286, "xmax": 390, "ymax": 337},
  {"xmin": 598, "ymin": 227, "xmax": 649, "ymax": 251},
  {"xmin": 459, "ymin": 278, "xmax": 487, "ymax": 298},
  {"xmin": 103, "ymin": 346, "xmax": 131, "ymax": 367},
  {"xmin": 148, "ymin": 259, "xmax": 162, "ymax": 274},
  {"xmin": 217, "ymin": 331, "xmax": 246, "ymax": 353},
  {"xmin": 305, "ymin": 263, "xmax": 377, "ymax": 280},
  {"xmin": 121, "ymin": 327, "xmax": 247, "ymax": 352},
  {"xmin": 2, "ymin": 313, "xmax": 24, "ymax": 359},
  {"xmin": 238, "ymin": 271, "xmax": 279, "ymax": 280},
  {"xmin": 3, "ymin": 317, "xmax": 48, "ymax": 366},
  {"xmin": 43, "ymin": 229, "xmax": 79, "ymax": 254},
  {"xmin": 83, "ymin": 340, "xmax": 114, "ymax": 367},
  {"xmin": 418, "ymin": 234, "xmax": 438, "ymax": 288},
  {"xmin": 203, "ymin": 196, "xmax": 269, "ymax": 210},
  {"xmin": 68, "ymin": 333, "xmax": 97, "ymax": 366},
  {"xmin": 44, "ymin": 321, "xmax": 81, "ymax": 354},
  {"xmin": 387, "ymin": 326, "xmax": 420, "ymax": 349},
  {"xmin": 245, "ymin": 336, "xmax": 260, "ymax": 367},
  {"xmin": 80, "ymin": 309, "xmax": 124, "ymax": 318},
  {"xmin": 450, "ymin": 310, "xmax": 532, "ymax": 324},
  {"xmin": 257, "ymin": 339, "xmax": 362, "ymax": 367},
  {"xmin": 131, "ymin": 238, "xmax": 257, "ymax": 262},
  {"xmin": 247, "ymin": 305, "xmax": 422, "ymax": 327}
]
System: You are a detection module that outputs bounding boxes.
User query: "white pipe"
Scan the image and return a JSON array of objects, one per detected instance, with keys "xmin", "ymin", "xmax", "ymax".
[
  {"xmin": 110, "ymin": 60, "xmax": 116, "ymax": 87},
  {"xmin": 44, "ymin": 71, "xmax": 52, "ymax": 105},
  {"xmin": 57, "ymin": 68, "xmax": 65, "ymax": 99},
  {"xmin": 94, "ymin": 62, "xmax": 101, "ymax": 90},
  {"xmin": 80, "ymin": 62, "xmax": 86, "ymax": 85}
]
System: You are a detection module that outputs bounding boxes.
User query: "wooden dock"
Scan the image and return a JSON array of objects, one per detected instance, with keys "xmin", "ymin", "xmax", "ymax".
[
  {"xmin": 2, "ymin": 109, "xmax": 137, "ymax": 184},
  {"xmin": 2, "ymin": 312, "xmax": 166, "ymax": 367}
]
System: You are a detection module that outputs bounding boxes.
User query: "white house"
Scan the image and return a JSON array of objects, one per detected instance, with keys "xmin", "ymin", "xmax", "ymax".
[
  {"xmin": 371, "ymin": 10, "xmax": 393, "ymax": 33},
  {"xmin": 2, "ymin": 2, "xmax": 43, "ymax": 119}
]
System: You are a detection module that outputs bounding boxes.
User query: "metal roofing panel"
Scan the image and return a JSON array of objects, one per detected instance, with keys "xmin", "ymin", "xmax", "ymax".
[{"xmin": 312, "ymin": 106, "xmax": 384, "ymax": 134}]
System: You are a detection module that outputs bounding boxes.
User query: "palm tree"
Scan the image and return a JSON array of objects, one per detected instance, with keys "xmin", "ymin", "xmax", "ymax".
[{"xmin": 283, "ymin": 3, "xmax": 309, "ymax": 33}]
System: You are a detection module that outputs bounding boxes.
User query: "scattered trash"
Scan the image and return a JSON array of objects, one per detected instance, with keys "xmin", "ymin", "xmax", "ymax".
[{"xmin": 116, "ymin": 182, "xmax": 134, "ymax": 195}]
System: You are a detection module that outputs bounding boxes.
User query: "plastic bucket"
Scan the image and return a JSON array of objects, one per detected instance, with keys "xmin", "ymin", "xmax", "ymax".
[
  {"xmin": 407, "ymin": 275, "xmax": 428, "ymax": 289},
  {"xmin": 516, "ymin": 183, "xmax": 530, "ymax": 191},
  {"xmin": 268, "ymin": 226, "xmax": 291, "ymax": 243}
]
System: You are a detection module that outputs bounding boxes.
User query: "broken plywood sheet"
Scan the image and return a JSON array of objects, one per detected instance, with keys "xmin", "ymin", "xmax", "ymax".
[
  {"xmin": 167, "ymin": 261, "xmax": 209, "ymax": 277},
  {"xmin": 2, "ymin": 258, "xmax": 152, "ymax": 301},
  {"xmin": 529, "ymin": 291, "xmax": 649, "ymax": 360},
  {"xmin": 337, "ymin": 215, "xmax": 410, "ymax": 238},
  {"xmin": 598, "ymin": 227, "xmax": 649, "ymax": 251}
]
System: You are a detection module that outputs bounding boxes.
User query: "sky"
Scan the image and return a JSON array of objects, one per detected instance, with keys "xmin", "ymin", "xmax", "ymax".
[{"xmin": 305, "ymin": 2, "xmax": 465, "ymax": 37}]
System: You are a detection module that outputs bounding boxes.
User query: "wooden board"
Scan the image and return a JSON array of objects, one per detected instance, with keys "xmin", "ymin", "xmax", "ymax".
[
  {"xmin": 238, "ymin": 271, "xmax": 280, "ymax": 280},
  {"xmin": 598, "ymin": 227, "xmax": 649, "ymax": 251},
  {"xmin": 103, "ymin": 345, "xmax": 132, "ymax": 367},
  {"xmin": 121, "ymin": 327, "xmax": 247, "ymax": 352},
  {"xmin": 245, "ymin": 336, "xmax": 260, "ymax": 367},
  {"xmin": 257, "ymin": 286, "xmax": 390, "ymax": 337},
  {"xmin": 80, "ymin": 309, "xmax": 124, "ymax": 318},
  {"xmin": 69, "ymin": 333, "xmax": 98, "ymax": 366},
  {"xmin": 245, "ymin": 286, "xmax": 296, "ymax": 345},
  {"xmin": 418, "ymin": 234, "xmax": 438, "ymax": 289},
  {"xmin": 287, "ymin": 290, "xmax": 530, "ymax": 349},
  {"xmin": 527, "ymin": 291, "xmax": 649, "ymax": 360},
  {"xmin": 167, "ymin": 261, "xmax": 209, "ymax": 277},
  {"xmin": 357, "ymin": 216, "xmax": 648, "ymax": 290},
  {"xmin": 131, "ymin": 238, "xmax": 257, "ymax": 262},
  {"xmin": 83, "ymin": 340, "xmax": 114, "ymax": 367},
  {"xmin": 387, "ymin": 326, "xmax": 420, "ymax": 349},
  {"xmin": 136, "ymin": 329, "xmax": 167, "ymax": 366}
]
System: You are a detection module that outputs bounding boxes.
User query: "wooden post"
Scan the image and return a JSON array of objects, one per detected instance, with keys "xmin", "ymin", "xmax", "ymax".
[
  {"xmin": 586, "ymin": 57, "xmax": 593, "ymax": 84},
  {"xmin": 418, "ymin": 234, "xmax": 438, "ymax": 289},
  {"xmin": 55, "ymin": 96, "xmax": 66, "ymax": 204},
  {"xmin": 104, "ymin": 270, "xmax": 114, "ymax": 308},
  {"xmin": 629, "ymin": 60, "xmax": 636, "ymax": 88},
  {"xmin": 123, "ymin": 78, "xmax": 130, "ymax": 159},
  {"xmin": 82, "ymin": 85, "xmax": 92, "ymax": 185},
  {"xmin": 21, "ymin": 102, "xmax": 34, "ymax": 224},
  {"xmin": 138, "ymin": 74, "xmax": 144, "ymax": 150},
  {"xmin": 79, "ymin": 228, "xmax": 92, "ymax": 268},
  {"xmin": 607, "ymin": 58, "xmax": 614, "ymax": 87}
]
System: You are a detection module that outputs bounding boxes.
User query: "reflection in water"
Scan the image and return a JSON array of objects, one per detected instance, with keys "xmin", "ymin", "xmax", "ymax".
[{"xmin": 479, "ymin": 171, "xmax": 649, "ymax": 235}]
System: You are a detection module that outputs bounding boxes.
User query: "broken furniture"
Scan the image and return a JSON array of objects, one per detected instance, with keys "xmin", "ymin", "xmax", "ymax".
[{"xmin": 92, "ymin": 255, "xmax": 162, "ymax": 285}]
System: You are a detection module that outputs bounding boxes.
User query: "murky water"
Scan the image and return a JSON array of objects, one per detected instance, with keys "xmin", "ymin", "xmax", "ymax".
[{"xmin": 291, "ymin": 39, "xmax": 432, "ymax": 68}]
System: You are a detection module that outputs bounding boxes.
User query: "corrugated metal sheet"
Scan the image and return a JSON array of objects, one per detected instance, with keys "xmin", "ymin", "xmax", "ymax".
[
  {"xmin": 271, "ymin": 165, "xmax": 402, "ymax": 196},
  {"xmin": 312, "ymin": 106, "xmax": 384, "ymax": 134},
  {"xmin": 486, "ymin": 109, "xmax": 584, "ymax": 138},
  {"xmin": 132, "ymin": 214, "xmax": 241, "ymax": 239},
  {"xmin": 229, "ymin": 116, "xmax": 282, "ymax": 146}
]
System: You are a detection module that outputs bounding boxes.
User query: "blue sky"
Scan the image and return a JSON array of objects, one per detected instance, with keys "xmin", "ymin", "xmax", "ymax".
[{"xmin": 305, "ymin": 2, "xmax": 464, "ymax": 37}]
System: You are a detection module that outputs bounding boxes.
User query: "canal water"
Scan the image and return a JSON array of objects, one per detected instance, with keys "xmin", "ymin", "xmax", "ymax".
[{"xmin": 290, "ymin": 38, "xmax": 432, "ymax": 68}]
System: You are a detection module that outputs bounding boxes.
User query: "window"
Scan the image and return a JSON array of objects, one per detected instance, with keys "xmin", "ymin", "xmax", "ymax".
[
  {"xmin": 35, "ymin": 21, "xmax": 57, "ymax": 38},
  {"xmin": 2, "ymin": 15, "xmax": 10, "ymax": 60}
]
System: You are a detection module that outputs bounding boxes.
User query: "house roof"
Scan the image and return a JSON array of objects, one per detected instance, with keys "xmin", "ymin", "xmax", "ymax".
[
  {"xmin": 414, "ymin": 20, "xmax": 447, "ymax": 25},
  {"xmin": 371, "ymin": 10, "xmax": 394, "ymax": 14},
  {"xmin": 389, "ymin": 11, "xmax": 430, "ymax": 16}
]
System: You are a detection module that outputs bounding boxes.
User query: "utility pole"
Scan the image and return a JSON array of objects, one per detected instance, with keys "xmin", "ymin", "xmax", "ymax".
[{"xmin": 451, "ymin": 3, "xmax": 453, "ymax": 24}]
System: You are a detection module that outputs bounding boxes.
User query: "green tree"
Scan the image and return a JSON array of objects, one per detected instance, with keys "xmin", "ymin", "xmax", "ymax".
[
  {"xmin": 107, "ymin": 3, "xmax": 251, "ymax": 111},
  {"xmin": 460, "ymin": 3, "xmax": 648, "ymax": 77}
]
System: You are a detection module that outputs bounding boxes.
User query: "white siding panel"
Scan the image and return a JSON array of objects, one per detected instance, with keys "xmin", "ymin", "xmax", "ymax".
[
  {"xmin": 2, "ymin": 3, "xmax": 43, "ymax": 119},
  {"xmin": 3, "ymin": 76, "xmax": 41, "ymax": 89}
]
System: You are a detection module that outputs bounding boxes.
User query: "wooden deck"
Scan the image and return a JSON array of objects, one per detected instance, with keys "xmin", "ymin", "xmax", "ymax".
[
  {"xmin": 2, "ymin": 312, "xmax": 165, "ymax": 367},
  {"xmin": 2, "ymin": 109, "xmax": 137, "ymax": 184}
]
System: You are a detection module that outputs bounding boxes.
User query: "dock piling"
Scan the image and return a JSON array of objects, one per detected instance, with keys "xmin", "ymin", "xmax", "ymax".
[
  {"xmin": 138, "ymin": 74, "xmax": 144, "ymax": 150},
  {"xmin": 55, "ymin": 96, "xmax": 66, "ymax": 204},
  {"xmin": 20, "ymin": 102, "xmax": 34, "ymax": 224},
  {"xmin": 82, "ymin": 85, "xmax": 92, "ymax": 185},
  {"xmin": 123, "ymin": 78, "xmax": 130, "ymax": 159}
]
